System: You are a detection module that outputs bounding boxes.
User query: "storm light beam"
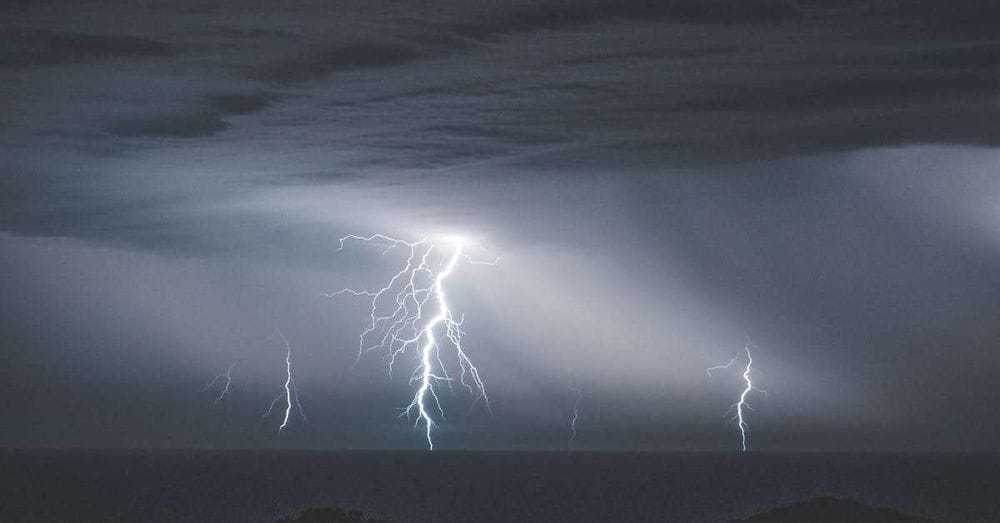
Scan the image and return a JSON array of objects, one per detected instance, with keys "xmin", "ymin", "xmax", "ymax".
[{"xmin": 328, "ymin": 233, "xmax": 496, "ymax": 450}]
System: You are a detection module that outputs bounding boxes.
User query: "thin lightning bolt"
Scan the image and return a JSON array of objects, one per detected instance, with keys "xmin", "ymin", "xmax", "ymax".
[
  {"xmin": 262, "ymin": 330, "xmax": 306, "ymax": 437},
  {"xmin": 705, "ymin": 355, "xmax": 740, "ymax": 378},
  {"xmin": 707, "ymin": 342, "xmax": 765, "ymax": 452},
  {"xmin": 569, "ymin": 387, "xmax": 582, "ymax": 451},
  {"xmin": 206, "ymin": 360, "xmax": 237, "ymax": 404},
  {"xmin": 329, "ymin": 233, "xmax": 496, "ymax": 450}
]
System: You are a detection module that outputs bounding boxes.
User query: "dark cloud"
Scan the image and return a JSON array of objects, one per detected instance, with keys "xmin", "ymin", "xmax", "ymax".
[
  {"xmin": 0, "ymin": 28, "xmax": 173, "ymax": 68},
  {"xmin": 205, "ymin": 92, "xmax": 276, "ymax": 115},
  {"xmin": 247, "ymin": 42, "xmax": 422, "ymax": 83},
  {"xmin": 441, "ymin": 0, "xmax": 799, "ymax": 42},
  {"xmin": 109, "ymin": 92, "xmax": 278, "ymax": 138},
  {"xmin": 203, "ymin": 24, "xmax": 298, "ymax": 40},
  {"xmin": 110, "ymin": 110, "xmax": 231, "ymax": 139},
  {"xmin": 674, "ymin": 71, "xmax": 996, "ymax": 113}
]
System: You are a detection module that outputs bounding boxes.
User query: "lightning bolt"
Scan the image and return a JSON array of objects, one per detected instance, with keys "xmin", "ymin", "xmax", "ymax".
[
  {"xmin": 707, "ymin": 342, "xmax": 765, "ymax": 452},
  {"xmin": 262, "ymin": 330, "xmax": 306, "ymax": 437},
  {"xmin": 206, "ymin": 360, "xmax": 237, "ymax": 404},
  {"xmin": 569, "ymin": 387, "xmax": 583, "ymax": 451},
  {"xmin": 329, "ymin": 233, "xmax": 496, "ymax": 450}
]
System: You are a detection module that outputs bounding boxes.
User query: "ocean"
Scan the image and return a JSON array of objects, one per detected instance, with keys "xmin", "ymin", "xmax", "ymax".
[{"xmin": 1, "ymin": 450, "xmax": 997, "ymax": 522}]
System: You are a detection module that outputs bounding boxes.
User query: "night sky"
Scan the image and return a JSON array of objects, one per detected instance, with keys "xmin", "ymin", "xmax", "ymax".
[{"xmin": 2, "ymin": 0, "xmax": 999, "ymax": 451}]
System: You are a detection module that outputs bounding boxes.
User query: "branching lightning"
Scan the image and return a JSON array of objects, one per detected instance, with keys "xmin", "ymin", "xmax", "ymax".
[
  {"xmin": 206, "ymin": 360, "xmax": 238, "ymax": 404},
  {"xmin": 569, "ymin": 387, "xmax": 583, "ymax": 451},
  {"xmin": 707, "ymin": 342, "xmax": 765, "ymax": 452},
  {"xmin": 262, "ymin": 330, "xmax": 306, "ymax": 437},
  {"xmin": 328, "ymin": 233, "xmax": 497, "ymax": 450}
]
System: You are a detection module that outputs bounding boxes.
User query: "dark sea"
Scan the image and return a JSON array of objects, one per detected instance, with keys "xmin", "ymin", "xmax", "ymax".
[{"xmin": 1, "ymin": 450, "xmax": 997, "ymax": 522}]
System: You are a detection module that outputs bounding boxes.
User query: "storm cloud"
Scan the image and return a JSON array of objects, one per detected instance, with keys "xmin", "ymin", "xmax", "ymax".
[{"xmin": 1, "ymin": 0, "xmax": 999, "ymax": 450}]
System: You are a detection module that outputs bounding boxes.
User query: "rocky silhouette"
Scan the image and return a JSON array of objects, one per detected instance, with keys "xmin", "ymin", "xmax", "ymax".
[
  {"xmin": 730, "ymin": 496, "xmax": 934, "ymax": 522},
  {"xmin": 276, "ymin": 507, "xmax": 391, "ymax": 523}
]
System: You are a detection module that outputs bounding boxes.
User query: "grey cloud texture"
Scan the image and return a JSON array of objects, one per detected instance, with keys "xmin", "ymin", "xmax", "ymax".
[
  {"xmin": 1, "ymin": 0, "xmax": 1000, "ymax": 450},
  {"xmin": 0, "ymin": 28, "xmax": 174, "ymax": 69},
  {"xmin": 109, "ymin": 92, "xmax": 278, "ymax": 138}
]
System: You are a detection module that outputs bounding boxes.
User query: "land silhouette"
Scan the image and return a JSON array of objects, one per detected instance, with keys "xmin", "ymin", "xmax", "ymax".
[
  {"xmin": 278, "ymin": 496, "xmax": 933, "ymax": 523},
  {"xmin": 277, "ymin": 507, "xmax": 390, "ymax": 523},
  {"xmin": 729, "ymin": 496, "xmax": 935, "ymax": 522}
]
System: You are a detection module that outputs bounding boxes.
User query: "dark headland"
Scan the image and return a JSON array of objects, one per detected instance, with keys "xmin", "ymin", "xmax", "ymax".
[
  {"xmin": 278, "ymin": 497, "xmax": 933, "ymax": 523},
  {"xmin": 277, "ymin": 507, "xmax": 390, "ymax": 523},
  {"xmin": 728, "ymin": 496, "xmax": 935, "ymax": 523}
]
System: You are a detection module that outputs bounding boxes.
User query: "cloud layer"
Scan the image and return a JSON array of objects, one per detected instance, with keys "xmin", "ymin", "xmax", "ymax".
[{"xmin": 1, "ymin": 0, "xmax": 999, "ymax": 450}]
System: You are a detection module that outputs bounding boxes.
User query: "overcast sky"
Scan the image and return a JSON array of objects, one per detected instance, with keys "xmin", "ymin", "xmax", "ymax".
[{"xmin": 2, "ymin": 0, "xmax": 999, "ymax": 451}]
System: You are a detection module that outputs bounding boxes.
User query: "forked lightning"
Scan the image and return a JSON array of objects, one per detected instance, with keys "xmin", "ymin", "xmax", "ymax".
[
  {"xmin": 707, "ymin": 342, "xmax": 765, "ymax": 452},
  {"xmin": 206, "ymin": 360, "xmax": 237, "ymax": 404},
  {"xmin": 569, "ymin": 387, "xmax": 583, "ymax": 450},
  {"xmin": 262, "ymin": 330, "xmax": 306, "ymax": 437},
  {"xmin": 328, "ymin": 233, "xmax": 496, "ymax": 450}
]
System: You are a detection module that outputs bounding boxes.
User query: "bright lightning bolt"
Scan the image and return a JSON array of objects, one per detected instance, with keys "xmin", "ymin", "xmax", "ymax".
[
  {"xmin": 329, "ymin": 233, "xmax": 496, "ymax": 450},
  {"xmin": 206, "ymin": 360, "xmax": 237, "ymax": 404},
  {"xmin": 707, "ymin": 342, "xmax": 765, "ymax": 452},
  {"xmin": 569, "ymin": 387, "xmax": 583, "ymax": 451},
  {"xmin": 262, "ymin": 330, "xmax": 306, "ymax": 437}
]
